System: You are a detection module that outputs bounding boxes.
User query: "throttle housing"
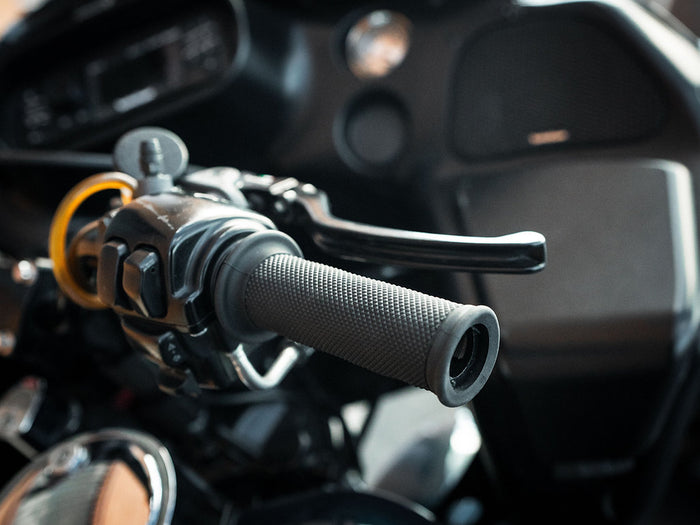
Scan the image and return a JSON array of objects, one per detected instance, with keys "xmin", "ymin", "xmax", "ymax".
[{"xmin": 47, "ymin": 128, "xmax": 543, "ymax": 406}]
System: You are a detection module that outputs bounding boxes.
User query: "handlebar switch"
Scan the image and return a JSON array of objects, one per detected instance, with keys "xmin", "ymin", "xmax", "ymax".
[
  {"xmin": 122, "ymin": 248, "xmax": 165, "ymax": 318},
  {"xmin": 53, "ymin": 128, "xmax": 547, "ymax": 404},
  {"xmin": 96, "ymin": 241, "xmax": 130, "ymax": 309}
]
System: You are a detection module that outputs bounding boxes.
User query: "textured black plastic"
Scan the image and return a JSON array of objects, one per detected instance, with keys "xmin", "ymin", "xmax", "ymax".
[
  {"xmin": 244, "ymin": 254, "xmax": 465, "ymax": 389},
  {"xmin": 451, "ymin": 18, "xmax": 665, "ymax": 158}
]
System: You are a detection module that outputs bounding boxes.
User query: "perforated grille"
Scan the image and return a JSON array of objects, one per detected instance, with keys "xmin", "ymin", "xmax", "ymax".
[
  {"xmin": 244, "ymin": 254, "xmax": 461, "ymax": 387},
  {"xmin": 451, "ymin": 17, "xmax": 666, "ymax": 158}
]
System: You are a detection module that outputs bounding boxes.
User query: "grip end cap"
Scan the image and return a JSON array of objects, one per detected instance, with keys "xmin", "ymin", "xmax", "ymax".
[{"xmin": 426, "ymin": 305, "xmax": 500, "ymax": 407}]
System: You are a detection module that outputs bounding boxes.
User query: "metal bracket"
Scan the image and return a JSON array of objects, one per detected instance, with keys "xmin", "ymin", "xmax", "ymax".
[{"xmin": 228, "ymin": 341, "xmax": 313, "ymax": 390}]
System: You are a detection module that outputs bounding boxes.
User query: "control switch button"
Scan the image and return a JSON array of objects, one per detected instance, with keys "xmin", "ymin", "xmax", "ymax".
[
  {"xmin": 122, "ymin": 249, "xmax": 166, "ymax": 318},
  {"xmin": 97, "ymin": 241, "xmax": 130, "ymax": 308}
]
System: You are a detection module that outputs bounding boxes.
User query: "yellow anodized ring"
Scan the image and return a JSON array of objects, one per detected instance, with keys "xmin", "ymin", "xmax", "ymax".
[{"xmin": 48, "ymin": 172, "xmax": 138, "ymax": 309}]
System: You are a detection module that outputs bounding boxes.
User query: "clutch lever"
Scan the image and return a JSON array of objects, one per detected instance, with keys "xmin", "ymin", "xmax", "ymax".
[{"xmin": 237, "ymin": 174, "xmax": 546, "ymax": 273}]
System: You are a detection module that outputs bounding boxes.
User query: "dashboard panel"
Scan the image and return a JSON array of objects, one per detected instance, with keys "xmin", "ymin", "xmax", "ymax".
[{"xmin": 0, "ymin": 0, "xmax": 237, "ymax": 148}]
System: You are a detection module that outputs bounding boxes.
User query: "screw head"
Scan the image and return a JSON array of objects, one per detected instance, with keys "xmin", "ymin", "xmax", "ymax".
[{"xmin": 46, "ymin": 443, "xmax": 89, "ymax": 476}]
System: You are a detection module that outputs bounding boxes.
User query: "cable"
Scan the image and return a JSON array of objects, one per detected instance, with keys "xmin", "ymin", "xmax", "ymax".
[
  {"xmin": 0, "ymin": 149, "xmax": 202, "ymax": 174},
  {"xmin": 0, "ymin": 149, "xmax": 114, "ymax": 172}
]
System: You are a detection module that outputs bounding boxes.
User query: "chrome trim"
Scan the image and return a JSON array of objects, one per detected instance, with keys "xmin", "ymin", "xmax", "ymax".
[
  {"xmin": 0, "ymin": 428, "xmax": 176, "ymax": 525},
  {"xmin": 229, "ymin": 341, "xmax": 310, "ymax": 390},
  {"xmin": 0, "ymin": 377, "xmax": 46, "ymax": 458}
]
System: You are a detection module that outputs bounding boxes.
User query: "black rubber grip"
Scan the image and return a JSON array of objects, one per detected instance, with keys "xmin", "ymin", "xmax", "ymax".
[{"xmin": 241, "ymin": 254, "xmax": 499, "ymax": 406}]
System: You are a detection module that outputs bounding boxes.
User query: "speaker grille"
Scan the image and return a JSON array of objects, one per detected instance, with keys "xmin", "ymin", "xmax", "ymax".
[{"xmin": 450, "ymin": 17, "xmax": 667, "ymax": 158}]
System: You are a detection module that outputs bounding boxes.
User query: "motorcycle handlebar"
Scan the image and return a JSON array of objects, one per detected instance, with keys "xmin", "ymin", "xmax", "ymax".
[{"xmin": 213, "ymin": 231, "xmax": 499, "ymax": 407}]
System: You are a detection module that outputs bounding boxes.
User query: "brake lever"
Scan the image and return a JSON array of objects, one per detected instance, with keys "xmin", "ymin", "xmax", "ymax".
[{"xmin": 237, "ymin": 174, "xmax": 546, "ymax": 273}]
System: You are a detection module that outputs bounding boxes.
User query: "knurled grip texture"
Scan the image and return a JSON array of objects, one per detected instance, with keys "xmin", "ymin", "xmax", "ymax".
[
  {"xmin": 212, "ymin": 231, "xmax": 499, "ymax": 405},
  {"xmin": 243, "ymin": 254, "xmax": 497, "ymax": 400}
]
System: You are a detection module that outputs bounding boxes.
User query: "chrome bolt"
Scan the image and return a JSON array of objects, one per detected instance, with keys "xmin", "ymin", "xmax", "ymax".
[
  {"xmin": 11, "ymin": 260, "xmax": 38, "ymax": 286},
  {"xmin": 300, "ymin": 184, "xmax": 317, "ymax": 195},
  {"xmin": 46, "ymin": 443, "xmax": 89, "ymax": 476}
]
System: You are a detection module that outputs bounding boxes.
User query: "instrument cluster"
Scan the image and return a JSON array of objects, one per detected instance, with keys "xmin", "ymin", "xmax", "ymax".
[{"xmin": 0, "ymin": 0, "xmax": 237, "ymax": 148}]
